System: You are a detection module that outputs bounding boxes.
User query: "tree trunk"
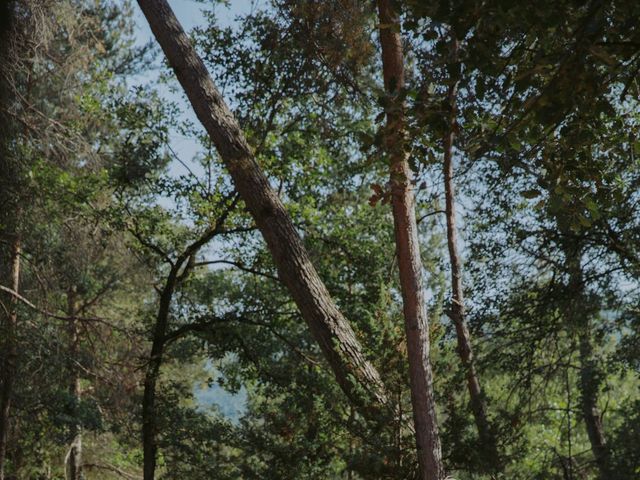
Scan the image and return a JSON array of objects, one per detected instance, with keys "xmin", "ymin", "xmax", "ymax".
[
  {"xmin": 142, "ymin": 272, "xmax": 176, "ymax": 480},
  {"xmin": 0, "ymin": 234, "xmax": 20, "ymax": 480},
  {"xmin": 141, "ymin": 220, "xmax": 234, "ymax": 480},
  {"xmin": 376, "ymin": 1, "xmax": 445, "ymax": 478},
  {"xmin": 563, "ymin": 243, "xmax": 612, "ymax": 479},
  {"xmin": 578, "ymin": 331, "xmax": 611, "ymax": 479},
  {"xmin": 65, "ymin": 287, "xmax": 82, "ymax": 480},
  {"xmin": 442, "ymin": 38, "xmax": 501, "ymax": 470},
  {"xmin": 136, "ymin": 0, "xmax": 388, "ymax": 419}
]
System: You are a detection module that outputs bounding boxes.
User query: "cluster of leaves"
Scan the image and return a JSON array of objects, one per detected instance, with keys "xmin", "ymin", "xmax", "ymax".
[{"xmin": 2, "ymin": 0, "xmax": 640, "ymax": 479}]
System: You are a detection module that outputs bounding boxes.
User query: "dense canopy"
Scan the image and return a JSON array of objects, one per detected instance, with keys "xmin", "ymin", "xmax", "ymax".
[{"xmin": 1, "ymin": 1, "xmax": 639, "ymax": 479}]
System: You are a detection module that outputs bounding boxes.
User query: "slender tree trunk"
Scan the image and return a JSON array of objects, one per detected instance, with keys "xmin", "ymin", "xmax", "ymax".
[
  {"xmin": 136, "ymin": 0, "xmax": 388, "ymax": 420},
  {"xmin": 563, "ymin": 243, "xmax": 612, "ymax": 479},
  {"xmin": 0, "ymin": 234, "xmax": 20, "ymax": 480},
  {"xmin": 376, "ymin": 2, "xmax": 444, "ymax": 478},
  {"xmin": 578, "ymin": 331, "xmax": 611, "ymax": 479},
  {"xmin": 142, "ymin": 273, "xmax": 175, "ymax": 480},
  {"xmin": 142, "ymin": 219, "xmax": 233, "ymax": 480},
  {"xmin": 442, "ymin": 39, "xmax": 500, "ymax": 470},
  {"xmin": 65, "ymin": 287, "xmax": 82, "ymax": 480}
]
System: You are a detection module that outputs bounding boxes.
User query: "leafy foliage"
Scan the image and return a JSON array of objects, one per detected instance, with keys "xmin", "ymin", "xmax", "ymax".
[{"xmin": 1, "ymin": 0, "xmax": 639, "ymax": 479}]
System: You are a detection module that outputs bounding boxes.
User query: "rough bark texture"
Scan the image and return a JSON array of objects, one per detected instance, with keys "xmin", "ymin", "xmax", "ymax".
[
  {"xmin": 136, "ymin": 0, "xmax": 388, "ymax": 422},
  {"xmin": 376, "ymin": 1, "xmax": 445, "ymax": 478},
  {"xmin": 65, "ymin": 287, "xmax": 82, "ymax": 480},
  {"xmin": 0, "ymin": 235, "xmax": 20, "ymax": 480},
  {"xmin": 442, "ymin": 39, "xmax": 500, "ymax": 470}
]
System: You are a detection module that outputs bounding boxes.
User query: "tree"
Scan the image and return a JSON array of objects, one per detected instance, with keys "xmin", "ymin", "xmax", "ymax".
[
  {"xmin": 375, "ymin": 1, "xmax": 444, "ymax": 478},
  {"xmin": 3, "ymin": 1, "xmax": 640, "ymax": 478},
  {"xmin": 136, "ymin": 198, "xmax": 240, "ymax": 480},
  {"xmin": 439, "ymin": 32, "xmax": 500, "ymax": 475},
  {"xmin": 136, "ymin": 0, "xmax": 390, "ymax": 426},
  {"xmin": 0, "ymin": 1, "xmax": 156, "ymax": 478}
]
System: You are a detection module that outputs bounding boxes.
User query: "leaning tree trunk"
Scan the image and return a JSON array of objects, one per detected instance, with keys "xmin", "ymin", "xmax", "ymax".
[
  {"xmin": 442, "ymin": 38, "xmax": 501, "ymax": 471},
  {"xmin": 376, "ymin": 1, "xmax": 445, "ymax": 479},
  {"xmin": 65, "ymin": 287, "xmax": 82, "ymax": 480},
  {"xmin": 0, "ymin": 234, "xmax": 20, "ymax": 480},
  {"xmin": 136, "ymin": 0, "xmax": 388, "ymax": 423}
]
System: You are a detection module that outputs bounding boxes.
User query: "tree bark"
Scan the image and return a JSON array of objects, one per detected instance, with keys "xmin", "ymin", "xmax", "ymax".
[
  {"xmin": 0, "ymin": 234, "xmax": 20, "ymax": 480},
  {"xmin": 136, "ymin": 0, "xmax": 388, "ymax": 422},
  {"xmin": 376, "ymin": 1, "xmax": 445, "ymax": 479},
  {"xmin": 65, "ymin": 287, "xmax": 82, "ymax": 480},
  {"xmin": 442, "ymin": 38, "xmax": 501, "ymax": 470}
]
